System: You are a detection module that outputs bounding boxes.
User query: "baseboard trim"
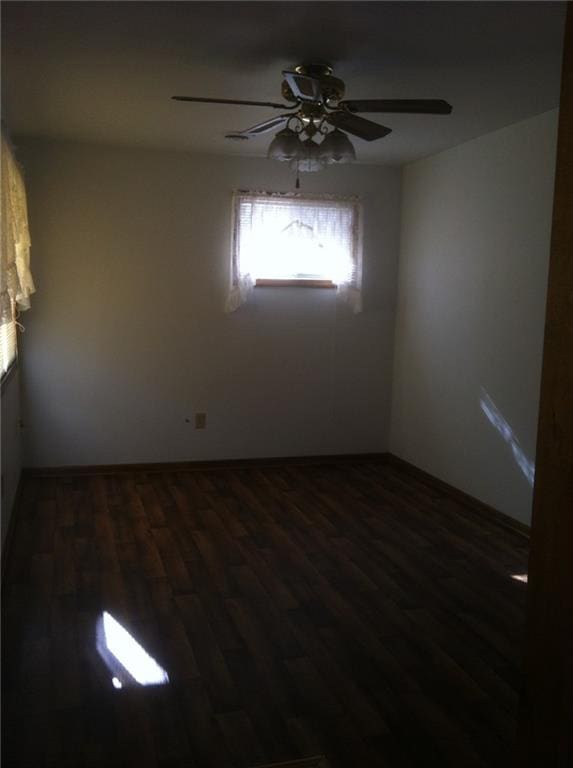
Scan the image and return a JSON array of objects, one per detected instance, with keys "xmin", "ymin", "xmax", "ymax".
[
  {"xmin": 24, "ymin": 452, "xmax": 390, "ymax": 478},
  {"xmin": 21, "ymin": 452, "xmax": 530, "ymax": 537},
  {"xmin": 387, "ymin": 453, "xmax": 530, "ymax": 537}
]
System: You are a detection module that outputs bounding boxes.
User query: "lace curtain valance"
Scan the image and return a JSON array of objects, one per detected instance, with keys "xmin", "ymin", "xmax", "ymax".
[{"xmin": 1, "ymin": 131, "xmax": 34, "ymax": 327}]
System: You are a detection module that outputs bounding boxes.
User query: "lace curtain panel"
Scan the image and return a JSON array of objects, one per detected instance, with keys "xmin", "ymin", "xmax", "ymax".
[
  {"xmin": 1, "ymin": 132, "xmax": 34, "ymax": 328},
  {"xmin": 226, "ymin": 191, "xmax": 362, "ymax": 313}
]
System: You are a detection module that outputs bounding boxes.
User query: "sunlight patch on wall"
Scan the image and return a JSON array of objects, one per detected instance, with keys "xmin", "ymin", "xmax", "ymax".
[
  {"xmin": 480, "ymin": 389, "xmax": 535, "ymax": 487},
  {"xmin": 96, "ymin": 611, "xmax": 169, "ymax": 689}
]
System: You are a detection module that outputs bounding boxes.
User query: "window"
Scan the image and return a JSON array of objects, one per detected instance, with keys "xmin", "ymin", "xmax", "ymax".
[
  {"xmin": 227, "ymin": 191, "xmax": 362, "ymax": 313},
  {"xmin": 0, "ymin": 311, "xmax": 17, "ymax": 377}
]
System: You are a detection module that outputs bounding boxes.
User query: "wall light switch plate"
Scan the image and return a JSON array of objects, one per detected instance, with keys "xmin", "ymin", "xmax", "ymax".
[{"xmin": 195, "ymin": 412, "xmax": 207, "ymax": 430}]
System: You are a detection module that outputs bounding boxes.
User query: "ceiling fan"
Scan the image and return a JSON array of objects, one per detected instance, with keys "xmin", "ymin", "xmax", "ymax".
[{"xmin": 173, "ymin": 63, "xmax": 452, "ymax": 170}]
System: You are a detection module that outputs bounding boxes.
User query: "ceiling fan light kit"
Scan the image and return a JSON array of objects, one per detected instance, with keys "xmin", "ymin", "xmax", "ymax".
[
  {"xmin": 267, "ymin": 120, "xmax": 352, "ymax": 170},
  {"xmin": 318, "ymin": 129, "xmax": 356, "ymax": 164},
  {"xmin": 290, "ymin": 137, "xmax": 326, "ymax": 173},
  {"xmin": 267, "ymin": 126, "xmax": 302, "ymax": 162},
  {"xmin": 265, "ymin": 113, "xmax": 358, "ymax": 170},
  {"xmin": 173, "ymin": 62, "xmax": 452, "ymax": 174}
]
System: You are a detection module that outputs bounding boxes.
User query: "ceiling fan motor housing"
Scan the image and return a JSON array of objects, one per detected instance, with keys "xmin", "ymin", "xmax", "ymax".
[{"xmin": 282, "ymin": 62, "xmax": 346, "ymax": 105}]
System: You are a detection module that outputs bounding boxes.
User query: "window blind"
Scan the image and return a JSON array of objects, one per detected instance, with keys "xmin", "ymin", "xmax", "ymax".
[
  {"xmin": 0, "ymin": 315, "xmax": 17, "ymax": 376},
  {"xmin": 233, "ymin": 192, "xmax": 361, "ymax": 284}
]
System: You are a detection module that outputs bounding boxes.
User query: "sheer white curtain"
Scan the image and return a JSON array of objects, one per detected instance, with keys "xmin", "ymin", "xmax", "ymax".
[
  {"xmin": 226, "ymin": 191, "xmax": 362, "ymax": 313},
  {"xmin": 1, "ymin": 131, "xmax": 34, "ymax": 373}
]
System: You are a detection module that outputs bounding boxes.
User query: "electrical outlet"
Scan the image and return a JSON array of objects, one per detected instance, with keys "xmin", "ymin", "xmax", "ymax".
[{"xmin": 195, "ymin": 412, "xmax": 207, "ymax": 430}]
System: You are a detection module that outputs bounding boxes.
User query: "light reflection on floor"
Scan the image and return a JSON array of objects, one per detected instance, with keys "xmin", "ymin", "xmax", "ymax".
[
  {"xmin": 96, "ymin": 611, "xmax": 169, "ymax": 689},
  {"xmin": 511, "ymin": 573, "xmax": 528, "ymax": 583}
]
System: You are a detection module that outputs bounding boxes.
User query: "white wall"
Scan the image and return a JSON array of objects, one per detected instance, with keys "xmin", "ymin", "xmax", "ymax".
[
  {"xmin": 18, "ymin": 139, "xmax": 401, "ymax": 467},
  {"xmin": 1, "ymin": 367, "xmax": 22, "ymax": 552},
  {"xmin": 390, "ymin": 110, "xmax": 558, "ymax": 525}
]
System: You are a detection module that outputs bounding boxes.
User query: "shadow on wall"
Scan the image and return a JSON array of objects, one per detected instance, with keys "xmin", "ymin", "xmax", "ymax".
[{"xmin": 479, "ymin": 388, "xmax": 535, "ymax": 487}]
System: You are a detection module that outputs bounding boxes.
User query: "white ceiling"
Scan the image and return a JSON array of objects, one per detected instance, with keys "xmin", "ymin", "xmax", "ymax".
[{"xmin": 2, "ymin": 1, "xmax": 566, "ymax": 165}]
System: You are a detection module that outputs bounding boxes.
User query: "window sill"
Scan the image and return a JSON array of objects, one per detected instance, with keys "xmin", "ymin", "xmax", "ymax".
[{"xmin": 255, "ymin": 279, "xmax": 337, "ymax": 289}]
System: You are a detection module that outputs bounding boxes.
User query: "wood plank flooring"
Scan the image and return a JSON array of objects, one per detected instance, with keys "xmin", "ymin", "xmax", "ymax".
[{"xmin": 1, "ymin": 461, "xmax": 529, "ymax": 768}]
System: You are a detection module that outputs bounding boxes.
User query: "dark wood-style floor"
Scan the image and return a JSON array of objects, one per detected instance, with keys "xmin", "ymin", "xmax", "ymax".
[{"xmin": 2, "ymin": 461, "xmax": 529, "ymax": 768}]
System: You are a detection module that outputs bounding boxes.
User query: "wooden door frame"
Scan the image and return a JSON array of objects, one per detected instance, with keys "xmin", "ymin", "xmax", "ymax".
[{"xmin": 517, "ymin": 4, "xmax": 573, "ymax": 765}]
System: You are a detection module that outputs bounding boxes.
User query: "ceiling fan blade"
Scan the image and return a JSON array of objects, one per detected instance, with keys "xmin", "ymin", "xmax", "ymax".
[
  {"xmin": 225, "ymin": 114, "xmax": 290, "ymax": 139},
  {"xmin": 341, "ymin": 99, "xmax": 453, "ymax": 115},
  {"xmin": 172, "ymin": 96, "xmax": 292, "ymax": 110},
  {"xmin": 282, "ymin": 70, "xmax": 323, "ymax": 103},
  {"xmin": 327, "ymin": 112, "xmax": 392, "ymax": 141}
]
